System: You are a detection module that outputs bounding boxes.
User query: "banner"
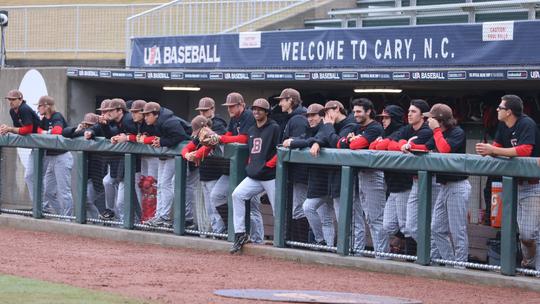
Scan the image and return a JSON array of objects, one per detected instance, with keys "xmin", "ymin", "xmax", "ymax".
[{"xmin": 130, "ymin": 20, "xmax": 540, "ymax": 70}]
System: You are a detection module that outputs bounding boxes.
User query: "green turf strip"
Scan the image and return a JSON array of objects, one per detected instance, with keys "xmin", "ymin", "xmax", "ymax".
[{"xmin": 0, "ymin": 274, "xmax": 147, "ymax": 304}]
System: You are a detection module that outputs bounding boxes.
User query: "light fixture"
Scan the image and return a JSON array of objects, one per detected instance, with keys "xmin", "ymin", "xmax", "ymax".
[
  {"xmin": 353, "ymin": 88, "xmax": 402, "ymax": 94},
  {"xmin": 162, "ymin": 86, "xmax": 201, "ymax": 91}
]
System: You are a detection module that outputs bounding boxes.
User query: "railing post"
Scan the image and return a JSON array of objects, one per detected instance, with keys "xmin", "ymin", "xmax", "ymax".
[
  {"xmin": 32, "ymin": 148, "xmax": 44, "ymax": 219},
  {"xmin": 501, "ymin": 176, "xmax": 518, "ymax": 276},
  {"xmin": 123, "ymin": 153, "xmax": 136, "ymax": 229},
  {"xmin": 416, "ymin": 170, "xmax": 432, "ymax": 266},
  {"xmin": 337, "ymin": 166, "xmax": 354, "ymax": 256},
  {"xmin": 273, "ymin": 149, "xmax": 289, "ymax": 248},
  {"xmin": 74, "ymin": 151, "xmax": 88, "ymax": 224},
  {"xmin": 173, "ymin": 155, "xmax": 187, "ymax": 235},
  {"xmin": 226, "ymin": 144, "xmax": 248, "ymax": 242}
]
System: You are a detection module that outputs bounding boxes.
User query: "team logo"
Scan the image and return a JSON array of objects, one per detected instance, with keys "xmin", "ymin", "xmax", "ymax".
[
  {"xmin": 251, "ymin": 138, "xmax": 262, "ymax": 154},
  {"xmin": 144, "ymin": 46, "xmax": 161, "ymax": 66},
  {"xmin": 412, "ymin": 72, "xmax": 421, "ymax": 80},
  {"xmin": 531, "ymin": 71, "xmax": 540, "ymax": 79},
  {"xmin": 511, "ymin": 138, "xmax": 517, "ymax": 147}
]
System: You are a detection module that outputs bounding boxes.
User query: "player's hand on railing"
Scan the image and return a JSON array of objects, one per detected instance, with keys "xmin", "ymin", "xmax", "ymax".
[
  {"xmin": 475, "ymin": 143, "xmax": 494, "ymax": 156},
  {"xmin": 282, "ymin": 138, "xmax": 293, "ymax": 148},
  {"xmin": 310, "ymin": 142, "xmax": 320, "ymax": 157},
  {"xmin": 0, "ymin": 124, "xmax": 9, "ymax": 135},
  {"xmin": 84, "ymin": 130, "xmax": 93, "ymax": 140},
  {"xmin": 151, "ymin": 137, "xmax": 161, "ymax": 148}
]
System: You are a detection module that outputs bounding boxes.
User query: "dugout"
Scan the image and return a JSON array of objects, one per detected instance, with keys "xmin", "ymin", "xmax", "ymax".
[{"xmin": 63, "ymin": 20, "xmax": 540, "ymax": 259}]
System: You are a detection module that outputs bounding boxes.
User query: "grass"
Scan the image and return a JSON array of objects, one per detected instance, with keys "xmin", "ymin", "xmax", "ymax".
[{"xmin": 0, "ymin": 274, "xmax": 148, "ymax": 304}]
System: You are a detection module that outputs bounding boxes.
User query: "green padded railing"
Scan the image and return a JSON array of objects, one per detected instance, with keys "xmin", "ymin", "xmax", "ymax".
[
  {"xmin": 275, "ymin": 147, "xmax": 540, "ymax": 276},
  {"xmin": 0, "ymin": 134, "xmax": 249, "ymax": 240},
  {"xmin": 2, "ymin": 133, "xmax": 540, "ymax": 276}
]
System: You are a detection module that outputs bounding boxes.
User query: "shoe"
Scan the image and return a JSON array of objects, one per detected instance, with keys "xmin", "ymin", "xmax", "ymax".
[
  {"xmin": 230, "ymin": 233, "xmax": 249, "ymax": 254},
  {"xmin": 185, "ymin": 220, "xmax": 197, "ymax": 230},
  {"xmin": 99, "ymin": 209, "xmax": 115, "ymax": 220},
  {"xmin": 144, "ymin": 217, "xmax": 172, "ymax": 228}
]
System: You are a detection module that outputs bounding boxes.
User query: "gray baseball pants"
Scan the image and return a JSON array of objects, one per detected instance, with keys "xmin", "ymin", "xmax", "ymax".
[
  {"xmin": 43, "ymin": 152, "xmax": 74, "ymax": 216},
  {"xmin": 303, "ymin": 196, "xmax": 336, "ymax": 245},
  {"xmin": 405, "ymin": 178, "xmax": 442, "ymax": 259},
  {"xmin": 517, "ymin": 183, "xmax": 540, "ymax": 270},
  {"xmin": 431, "ymin": 179, "xmax": 471, "ymax": 262},
  {"xmin": 24, "ymin": 149, "xmax": 51, "ymax": 211},
  {"xmin": 383, "ymin": 190, "xmax": 411, "ymax": 237},
  {"xmin": 358, "ymin": 170, "xmax": 388, "ymax": 255},
  {"xmin": 232, "ymin": 177, "xmax": 275, "ymax": 238}
]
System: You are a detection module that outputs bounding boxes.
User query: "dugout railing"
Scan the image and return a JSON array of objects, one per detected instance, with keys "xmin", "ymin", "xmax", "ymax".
[
  {"xmin": 273, "ymin": 147, "xmax": 540, "ymax": 277},
  {"xmin": 0, "ymin": 134, "xmax": 248, "ymax": 242},
  {"xmin": 1, "ymin": 135, "xmax": 540, "ymax": 277}
]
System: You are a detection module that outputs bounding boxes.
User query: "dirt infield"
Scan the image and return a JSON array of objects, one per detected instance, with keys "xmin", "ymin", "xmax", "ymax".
[{"xmin": 0, "ymin": 227, "xmax": 539, "ymax": 304}]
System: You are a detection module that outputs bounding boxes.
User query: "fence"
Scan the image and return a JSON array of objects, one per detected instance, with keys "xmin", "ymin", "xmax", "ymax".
[
  {"xmin": 1, "ymin": 133, "xmax": 539, "ymax": 277},
  {"xmin": 125, "ymin": 0, "xmax": 310, "ymax": 65},
  {"xmin": 3, "ymin": 4, "xmax": 161, "ymax": 60}
]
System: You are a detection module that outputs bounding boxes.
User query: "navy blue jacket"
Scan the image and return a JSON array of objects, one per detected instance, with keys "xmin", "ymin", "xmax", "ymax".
[
  {"xmin": 289, "ymin": 121, "xmax": 332, "ymax": 199},
  {"xmin": 315, "ymin": 115, "xmax": 358, "ymax": 198}
]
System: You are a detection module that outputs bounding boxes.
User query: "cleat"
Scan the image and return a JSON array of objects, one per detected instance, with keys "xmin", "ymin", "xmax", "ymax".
[{"xmin": 230, "ymin": 233, "xmax": 249, "ymax": 254}]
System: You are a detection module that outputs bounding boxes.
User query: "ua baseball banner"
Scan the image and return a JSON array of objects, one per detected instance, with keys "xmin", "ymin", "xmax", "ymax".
[{"xmin": 129, "ymin": 20, "xmax": 540, "ymax": 69}]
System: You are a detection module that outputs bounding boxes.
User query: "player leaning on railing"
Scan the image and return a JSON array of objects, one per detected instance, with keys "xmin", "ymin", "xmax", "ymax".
[
  {"xmin": 338, "ymin": 98, "xmax": 388, "ymax": 257},
  {"xmin": 476, "ymin": 95, "xmax": 540, "ymax": 271},
  {"xmin": 0, "ymin": 89, "xmax": 40, "ymax": 207},
  {"xmin": 407, "ymin": 103, "xmax": 471, "ymax": 265},
  {"xmin": 283, "ymin": 103, "xmax": 336, "ymax": 247},
  {"xmin": 139, "ymin": 102, "xmax": 191, "ymax": 228}
]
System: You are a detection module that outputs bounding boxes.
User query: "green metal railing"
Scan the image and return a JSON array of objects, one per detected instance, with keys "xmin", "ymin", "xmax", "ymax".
[
  {"xmin": 0, "ymin": 134, "xmax": 249, "ymax": 239},
  {"xmin": 274, "ymin": 147, "xmax": 540, "ymax": 276},
  {"xmin": 2, "ymin": 134, "xmax": 540, "ymax": 277}
]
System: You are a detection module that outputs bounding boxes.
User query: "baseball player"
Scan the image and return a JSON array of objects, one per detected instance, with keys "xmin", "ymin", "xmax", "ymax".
[
  {"xmin": 408, "ymin": 104, "xmax": 470, "ymax": 263},
  {"xmin": 305, "ymin": 100, "xmax": 365, "ymax": 253},
  {"xmin": 200, "ymin": 93, "xmax": 264, "ymax": 243},
  {"xmin": 283, "ymin": 103, "xmax": 336, "ymax": 246},
  {"xmin": 0, "ymin": 89, "xmax": 40, "ymax": 205},
  {"xmin": 230, "ymin": 98, "xmax": 280, "ymax": 254},
  {"xmin": 35, "ymin": 96, "xmax": 73, "ymax": 216},
  {"xmin": 389, "ymin": 99, "xmax": 441, "ymax": 258},
  {"xmin": 338, "ymin": 98, "xmax": 387, "ymax": 256},
  {"xmin": 370, "ymin": 105, "xmax": 413, "ymax": 254},
  {"xmin": 110, "ymin": 99, "xmax": 158, "ymax": 222},
  {"xmin": 182, "ymin": 97, "xmax": 227, "ymax": 233},
  {"xmin": 476, "ymin": 95, "xmax": 540, "ymax": 270},
  {"xmin": 98, "ymin": 98, "xmax": 137, "ymax": 222},
  {"xmin": 62, "ymin": 113, "xmax": 105, "ymax": 218},
  {"xmin": 182, "ymin": 115, "xmax": 213, "ymax": 231},
  {"xmin": 140, "ymin": 102, "xmax": 191, "ymax": 227},
  {"xmin": 275, "ymin": 88, "xmax": 310, "ymax": 240},
  {"xmin": 85, "ymin": 99, "xmax": 120, "ymax": 220}
]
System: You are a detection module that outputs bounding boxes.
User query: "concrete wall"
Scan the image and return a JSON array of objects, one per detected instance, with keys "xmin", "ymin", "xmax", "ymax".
[{"xmin": 0, "ymin": 68, "xmax": 68, "ymax": 208}]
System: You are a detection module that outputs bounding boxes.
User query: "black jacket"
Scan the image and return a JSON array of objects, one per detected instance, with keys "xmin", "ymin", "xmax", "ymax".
[
  {"xmin": 281, "ymin": 106, "xmax": 308, "ymax": 142},
  {"xmin": 281, "ymin": 105, "xmax": 309, "ymax": 184},
  {"xmin": 199, "ymin": 115, "xmax": 229, "ymax": 181},
  {"xmin": 246, "ymin": 119, "xmax": 280, "ymax": 181},
  {"xmin": 289, "ymin": 121, "xmax": 332, "ymax": 199},
  {"xmin": 211, "ymin": 115, "xmax": 227, "ymax": 136},
  {"xmin": 148, "ymin": 113, "xmax": 190, "ymax": 148},
  {"xmin": 62, "ymin": 125, "xmax": 107, "ymax": 192},
  {"xmin": 382, "ymin": 109, "xmax": 413, "ymax": 193},
  {"xmin": 313, "ymin": 116, "xmax": 357, "ymax": 198}
]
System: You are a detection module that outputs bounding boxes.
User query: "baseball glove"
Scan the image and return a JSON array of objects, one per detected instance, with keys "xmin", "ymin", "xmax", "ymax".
[
  {"xmin": 199, "ymin": 128, "xmax": 219, "ymax": 147},
  {"xmin": 199, "ymin": 127, "xmax": 220, "ymax": 146}
]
